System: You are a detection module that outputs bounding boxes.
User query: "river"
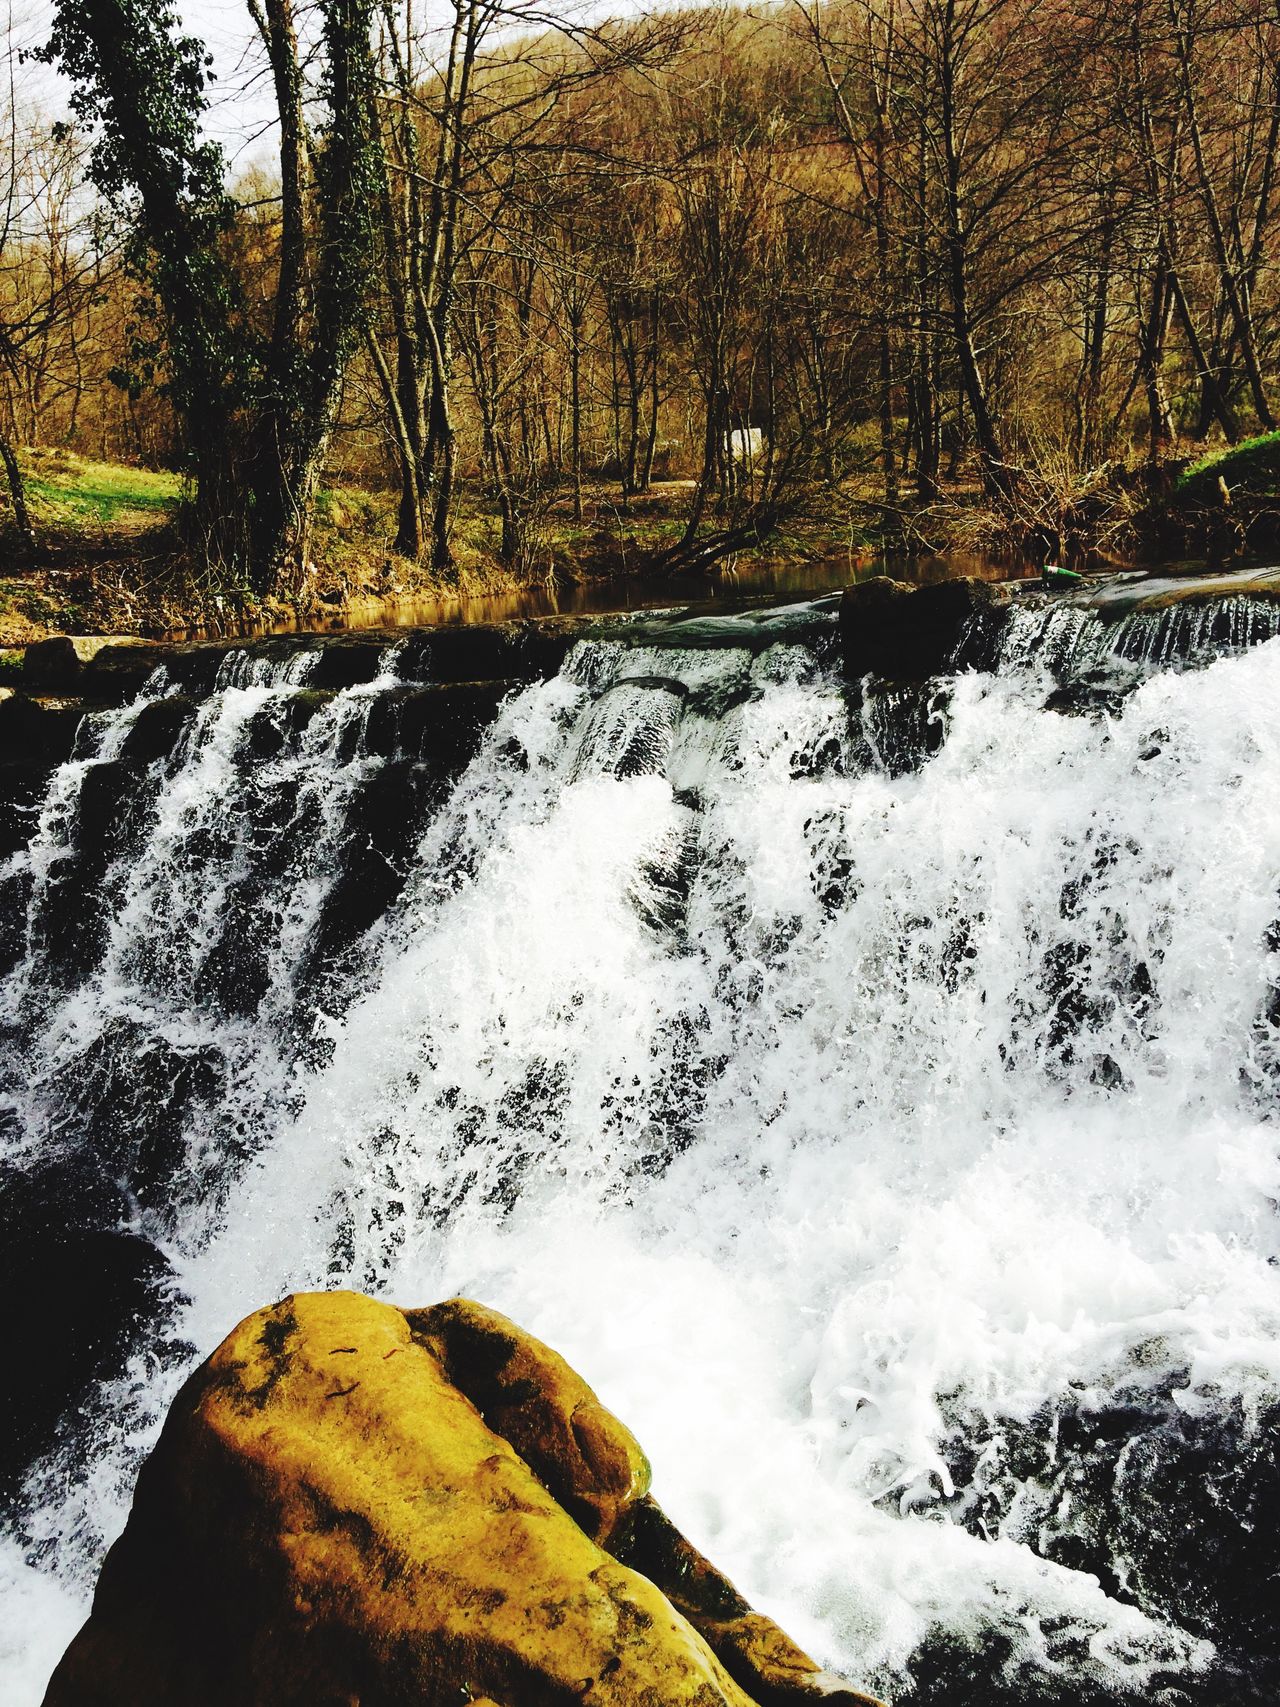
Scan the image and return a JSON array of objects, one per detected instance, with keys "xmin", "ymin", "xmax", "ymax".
[{"xmin": 1, "ymin": 577, "xmax": 1278, "ymax": 1703}]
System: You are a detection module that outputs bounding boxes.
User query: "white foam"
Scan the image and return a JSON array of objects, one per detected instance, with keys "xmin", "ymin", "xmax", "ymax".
[
  {"xmin": 0, "ymin": 1537, "xmax": 88, "ymax": 1707},
  {"xmin": 8, "ymin": 627, "xmax": 1280, "ymax": 1698}
]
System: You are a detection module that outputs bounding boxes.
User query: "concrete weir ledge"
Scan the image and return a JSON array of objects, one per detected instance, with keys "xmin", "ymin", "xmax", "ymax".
[
  {"xmin": 2, "ymin": 563, "xmax": 1277, "ymax": 779},
  {"xmin": 836, "ymin": 562, "xmax": 1280, "ymax": 681}
]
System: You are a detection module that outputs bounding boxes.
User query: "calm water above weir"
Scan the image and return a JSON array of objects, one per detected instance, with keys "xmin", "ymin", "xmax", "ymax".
[
  {"xmin": 2, "ymin": 577, "xmax": 1279, "ymax": 1705},
  {"xmin": 163, "ymin": 549, "xmax": 1038, "ymax": 639},
  {"xmin": 160, "ymin": 545, "xmax": 1271, "ymax": 643}
]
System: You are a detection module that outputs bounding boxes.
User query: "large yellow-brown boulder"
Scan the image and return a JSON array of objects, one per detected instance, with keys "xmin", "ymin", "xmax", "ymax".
[{"xmin": 44, "ymin": 1291, "xmax": 883, "ymax": 1707}]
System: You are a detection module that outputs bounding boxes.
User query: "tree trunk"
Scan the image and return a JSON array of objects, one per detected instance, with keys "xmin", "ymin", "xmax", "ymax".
[
  {"xmin": 569, "ymin": 307, "xmax": 584, "ymax": 523},
  {"xmin": 0, "ymin": 431, "xmax": 37, "ymax": 560},
  {"xmin": 641, "ymin": 290, "xmax": 661, "ymax": 490},
  {"xmin": 1167, "ymin": 260, "xmax": 1239, "ymax": 442},
  {"xmin": 937, "ymin": 0, "xmax": 1009, "ymax": 495},
  {"xmin": 1171, "ymin": 4, "xmax": 1274, "ymax": 429},
  {"xmin": 1078, "ymin": 215, "xmax": 1114, "ymax": 466},
  {"xmin": 1138, "ymin": 262, "xmax": 1175, "ymax": 462},
  {"xmin": 871, "ymin": 111, "xmax": 898, "ymax": 504}
]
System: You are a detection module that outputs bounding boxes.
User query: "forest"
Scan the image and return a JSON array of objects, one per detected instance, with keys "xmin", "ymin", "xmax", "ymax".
[{"xmin": 2, "ymin": 0, "xmax": 1280, "ymax": 623}]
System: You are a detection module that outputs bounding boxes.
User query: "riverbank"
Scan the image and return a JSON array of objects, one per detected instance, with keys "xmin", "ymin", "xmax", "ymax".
[
  {"xmin": 4, "ymin": 439, "xmax": 1279, "ymax": 644},
  {"xmin": 0, "ymin": 450, "xmax": 528, "ymax": 643},
  {"xmin": 0, "ymin": 449, "xmax": 886, "ymax": 644}
]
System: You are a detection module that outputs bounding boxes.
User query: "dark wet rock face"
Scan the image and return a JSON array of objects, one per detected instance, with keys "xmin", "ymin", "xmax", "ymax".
[
  {"xmin": 929, "ymin": 1384, "xmax": 1280, "ymax": 1706},
  {"xmin": 27, "ymin": 758, "xmax": 160, "ymax": 986},
  {"xmin": 0, "ymin": 628, "xmax": 556, "ymax": 1504},
  {"xmin": 0, "ymin": 1158, "xmax": 177, "ymax": 1504},
  {"xmin": 899, "ymin": 1631, "xmax": 1155, "ymax": 1707},
  {"xmin": 0, "ymin": 762, "xmax": 54, "ymax": 859},
  {"xmin": 859, "ymin": 681, "xmax": 951, "ymax": 776},
  {"xmin": 394, "ymin": 620, "xmax": 576, "ymax": 684},
  {"xmin": 1040, "ymin": 668, "xmax": 1137, "ymax": 719},
  {"xmin": 117, "ymin": 697, "xmax": 198, "ymax": 765},
  {"xmin": 21, "ymin": 636, "xmax": 85, "ymax": 690},
  {"xmin": 360, "ymin": 679, "xmax": 515, "ymax": 763},
  {"xmin": 837, "ymin": 565, "xmax": 1280, "ymax": 700},
  {"xmin": 38, "ymin": 1022, "xmax": 231, "ymax": 1226},
  {"xmin": 839, "ymin": 577, "xmax": 1010, "ymax": 683},
  {"xmin": 0, "ymin": 693, "xmax": 96, "ymax": 767}
]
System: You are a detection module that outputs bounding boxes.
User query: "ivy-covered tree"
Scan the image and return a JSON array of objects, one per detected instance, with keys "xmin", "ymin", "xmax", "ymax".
[{"xmin": 40, "ymin": 0, "xmax": 381, "ymax": 596}]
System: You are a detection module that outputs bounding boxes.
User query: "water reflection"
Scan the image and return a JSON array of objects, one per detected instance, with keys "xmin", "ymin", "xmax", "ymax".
[{"xmin": 162, "ymin": 550, "xmax": 1042, "ymax": 641}]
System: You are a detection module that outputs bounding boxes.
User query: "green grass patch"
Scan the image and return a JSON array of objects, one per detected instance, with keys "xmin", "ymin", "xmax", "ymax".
[
  {"xmin": 20, "ymin": 449, "xmax": 182, "ymax": 532},
  {"xmin": 1176, "ymin": 431, "xmax": 1280, "ymax": 501},
  {"xmin": 312, "ymin": 483, "xmax": 389, "ymax": 538}
]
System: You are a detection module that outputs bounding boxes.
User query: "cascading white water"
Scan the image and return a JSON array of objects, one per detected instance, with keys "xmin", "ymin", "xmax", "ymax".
[
  {"xmin": 998, "ymin": 590, "xmax": 1280, "ymax": 675},
  {"xmin": 3, "ymin": 603, "xmax": 1279, "ymax": 1703}
]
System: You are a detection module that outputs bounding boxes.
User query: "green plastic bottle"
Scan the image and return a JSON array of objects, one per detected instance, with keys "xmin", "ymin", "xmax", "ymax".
[{"xmin": 1041, "ymin": 563, "xmax": 1084, "ymax": 588}]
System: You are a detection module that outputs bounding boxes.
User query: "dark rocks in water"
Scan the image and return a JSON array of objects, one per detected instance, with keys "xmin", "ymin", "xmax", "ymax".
[
  {"xmin": 0, "ymin": 842, "xmax": 34, "ymax": 977},
  {"xmin": 38, "ymin": 1020, "xmax": 230, "ymax": 1224},
  {"xmin": 936, "ymin": 1381, "xmax": 1280, "ymax": 1705},
  {"xmin": 617, "ymin": 600, "xmax": 839, "ymax": 657},
  {"xmin": 21, "ymin": 636, "xmax": 83, "ymax": 690},
  {"xmin": 838, "ymin": 577, "xmax": 913, "ymax": 680},
  {"xmin": 190, "ymin": 879, "xmax": 280, "ymax": 1017},
  {"xmin": 0, "ymin": 615, "xmax": 595, "ymax": 759},
  {"xmin": 25, "ymin": 637, "xmax": 170, "ymax": 695},
  {"xmin": 3, "ymin": 617, "xmax": 581, "ymax": 710},
  {"xmin": 631, "ymin": 818, "xmax": 699, "ymax": 940},
  {"xmin": 898, "ymin": 1627, "xmax": 1155, "ymax": 1707},
  {"xmin": 305, "ymin": 678, "xmax": 511, "ymax": 981},
  {"xmin": 0, "ymin": 759, "xmax": 57, "ymax": 858},
  {"xmin": 303, "ymin": 759, "xmax": 438, "ymax": 971},
  {"xmin": 0, "ymin": 693, "xmax": 92, "ymax": 766},
  {"xmin": 239, "ymin": 690, "xmax": 336, "ymax": 763},
  {"xmin": 264, "ymin": 633, "xmax": 388, "ymax": 690},
  {"xmin": 1, "ymin": 666, "xmax": 521, "ymax": 1016},
  {"xmin": 0, "ymin": 698, "xmax": 116, "ymax": 873},
  {"xmin": 117, "ymin": 696, "xmax": 198, "ymax": 765},
  {"xmin": 603, "ymin": 672, "xmax": 691, "ymax": 698},
  {"xmin": 839, "ymin": 577, "xmax": 1010, "ymax": 683},
  {"xmin": 1030, "ymin": 1390, "xmax": 1279, "ymax": 1686},
  {"xmin": 0, "ymin": 1156, "xmax": 176, "ymax": 1504},
  {"xmin": 81, "ymin": 642, "xmax": 179, "ymax": 699},
  {"xmin": 687, "ymin": 673, "xmax": 756, "ymax": 721},
  {"xmin": 573, "ymin": 677, "xmax": 687, "ymax": 781},
  {"xmin": 860, "ymin": 681, "xmax": 952, "ymax": 777},
  {"xmin": 28, "ymin": 759, "xmax": 157, "ymax": 983},
  {"xmin": 394, "ymin": 619, "xmax": 576, "ymax": 685},
  {"xmin": 72, "ymin": 759, "xmax": 151, "ymax": 865},
  {"xmin": 1041, "ymin": 667, "xmax": 1139, "ymax": 719},
  {"xmin": 361, "ymin": 679, "xmax": 515, "ymax": 764},
  {"xmin": 44, "ymin": 1292, "xmax": 883, "ymax": 1707}
]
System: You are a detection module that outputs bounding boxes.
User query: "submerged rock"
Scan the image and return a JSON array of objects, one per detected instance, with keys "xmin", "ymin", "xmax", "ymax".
[{"xmin": 44, "ymin": 1292, "xmax": 882, "ymax": 1707}]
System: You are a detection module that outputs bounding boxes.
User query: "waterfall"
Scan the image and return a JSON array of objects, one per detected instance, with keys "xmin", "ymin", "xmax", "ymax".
[
  {"xmin": 998, "ymin": 589, "xmax": 1280, "ymax": 676},
  {"xmin": 3, "ymin": 595, "xmax": 1279, "ymax": 1704}
]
